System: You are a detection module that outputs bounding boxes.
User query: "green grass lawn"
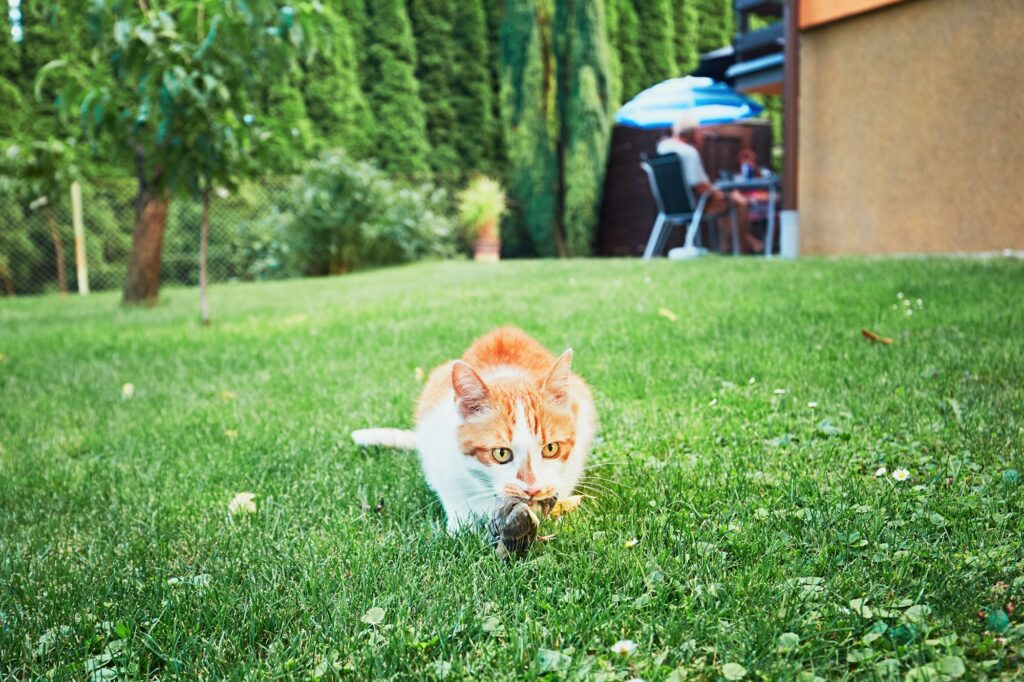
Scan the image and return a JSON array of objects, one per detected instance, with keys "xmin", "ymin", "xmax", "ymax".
[{"xmin": 1, "ymin": 257, "xmax": 1023, "ymax": 680}]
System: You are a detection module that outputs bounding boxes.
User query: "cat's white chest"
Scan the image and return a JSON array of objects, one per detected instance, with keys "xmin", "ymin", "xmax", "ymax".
[{"xmin": 415, "ymin": 395, "xmax": 493, "ymax": 530}]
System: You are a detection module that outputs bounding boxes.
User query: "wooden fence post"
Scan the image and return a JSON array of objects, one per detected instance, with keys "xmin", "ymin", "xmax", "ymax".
[{"xmin": 71, "ymin": 181, "xmax": 89, "ymax": 295}]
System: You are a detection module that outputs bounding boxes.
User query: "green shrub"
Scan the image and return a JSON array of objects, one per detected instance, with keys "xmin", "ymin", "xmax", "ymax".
[
  {"xmin": 231, "ymin": 207, "xmax": 297, "ymax": 281},
  {"xmin": 287, "ymin": 151, "xmax": 457, "ymax": 275}
]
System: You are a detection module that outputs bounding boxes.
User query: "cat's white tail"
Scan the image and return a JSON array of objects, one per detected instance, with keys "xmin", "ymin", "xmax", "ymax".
[{"xmin": 351, "ymin": 428, "xmax": 417, "ymax": 450}]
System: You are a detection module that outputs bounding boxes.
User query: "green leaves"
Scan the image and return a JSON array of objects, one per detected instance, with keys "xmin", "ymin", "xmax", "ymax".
[
  {"xmin": 937, "ymin": 656, "xmax": 966, "ymax": 678},
  {"xmin": 361, "ymin": 606, "xmax": 385, "ymax": 626},
  {"xmin": 721, "ymin": 662, "xmax": 747, "ymax": 680},
  {"xmin": 536, "ymin": 648, "xmax": 572, "ymax": 674},
  {"xmin": 777, "ymin": 632, "xmax": 800, "ymax": 653},
  {"xmin": 135, "ymin": 25, "xmax": 156, "ymax": 46},
  {"xmin": 986, "ymin": 609, "xmax": 1010, "ymax": 634},
  {"xmin": 113, "ymin": 20, "xmax": 132, "ymax": 48}
]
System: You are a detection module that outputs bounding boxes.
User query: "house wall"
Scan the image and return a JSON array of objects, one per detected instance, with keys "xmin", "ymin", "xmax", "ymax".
[{"xmin": 798, "ymin": 0, "xmax": 1024, "ymax": 254}]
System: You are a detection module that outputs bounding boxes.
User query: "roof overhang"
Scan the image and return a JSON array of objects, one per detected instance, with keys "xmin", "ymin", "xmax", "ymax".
[
  {"xmin": 726, "ymin": 52, "xmax": 784, "ymax": 94},
  {"xmin": 800, "ymin": 0, "xmax": 911, "ymax": 29}
]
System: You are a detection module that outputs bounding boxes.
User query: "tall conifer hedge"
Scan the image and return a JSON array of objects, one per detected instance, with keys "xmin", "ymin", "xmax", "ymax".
[
  {"xmin": 557, "ymin": 0, "xmax": 613, "ymax": 256},
  {"xmin": 451, "ymin": 0, "xmax": 500, "ymax": 175},
  {"xmin": 364, "ymin": 0, "xmax": 431, "ymax": 175},
  {"xmin": 499, "ymin": 0, "xmax": 560, "ymax": 257},
  {"xmin": 304, "ymin": 6, "xmax": 374, "ymax": 158},
  {"xmin": 407, "ymin": 0, "xmax": 460, "ymax": 176}
]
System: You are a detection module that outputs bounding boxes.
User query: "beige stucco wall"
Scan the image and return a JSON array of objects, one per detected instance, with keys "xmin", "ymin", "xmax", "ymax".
[{"xmin": 798, "ymin": 0, "xmax": 1024, "ymax": 254}]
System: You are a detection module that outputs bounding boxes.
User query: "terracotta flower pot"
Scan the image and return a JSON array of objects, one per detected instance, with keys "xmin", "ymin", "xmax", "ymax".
[
  {"xmin": 474, "ymin": 238, "xmax": 501, "ymax": 262},
  {"xmin": 473, "ymin": 219, "xmax": 500, "ymax": 262}
]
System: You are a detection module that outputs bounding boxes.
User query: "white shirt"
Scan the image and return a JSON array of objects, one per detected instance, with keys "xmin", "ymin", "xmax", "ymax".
[{"xmin": 656, "ymin": 137, "xmax": 710, "ymax": 188}]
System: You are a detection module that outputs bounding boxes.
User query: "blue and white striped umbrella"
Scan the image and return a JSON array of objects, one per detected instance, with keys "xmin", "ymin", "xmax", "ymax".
[{"xmin": 615, "ymin": 76, "xmax": 763, "ymax": 129}]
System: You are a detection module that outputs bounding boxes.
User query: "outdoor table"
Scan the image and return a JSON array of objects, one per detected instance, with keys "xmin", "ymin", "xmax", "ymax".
[{"xmin": 714, "ymin": 176, "xmax": 781, "ymax": 257}]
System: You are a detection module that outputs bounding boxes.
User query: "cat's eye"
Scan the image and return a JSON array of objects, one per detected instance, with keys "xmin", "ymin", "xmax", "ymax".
[
  {"xmin": 542, "ymin": 442, "xmax": 560, "ymax": 458},
  {"xmin": 491, "ymin": 447, "xmax": 513, "ymax": 464}
]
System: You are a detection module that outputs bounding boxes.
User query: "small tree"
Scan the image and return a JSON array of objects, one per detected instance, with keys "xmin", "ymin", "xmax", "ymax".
[{"xmin": 50, "ymin": 0, "xmax": 323, "ymax": 319}]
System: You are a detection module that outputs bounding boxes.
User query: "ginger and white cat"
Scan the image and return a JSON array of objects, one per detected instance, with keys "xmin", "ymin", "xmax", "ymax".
[{"xmin": 353, "ymin": 327, "xmax": 596, "ymax": 532}]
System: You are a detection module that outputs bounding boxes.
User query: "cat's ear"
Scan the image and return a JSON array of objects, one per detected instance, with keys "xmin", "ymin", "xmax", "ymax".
[
  {"xmin": 542, "ymin": 349, "xmax": 573, "ymax": 407},
  {"xmin": 452, "ymin": 361, "xmax": 490, "ymax": 419}
]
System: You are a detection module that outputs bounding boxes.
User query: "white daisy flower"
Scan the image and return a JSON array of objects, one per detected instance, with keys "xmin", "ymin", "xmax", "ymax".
[
  {"xmin": 874, "ymin": 466, "xmax": 887, "ymax": 477},
  {"xmin": 611, "ymin": 639, "xmax": 637, "ymax": 656},
  {"xmin": 807, "ymin": 401, "xmax": 818, "ymax": 408},
  {"xmin": 892, "ymin": 468, "xmax": 910, "ymax": 482},
  {"xmin": 228, "ymin": 492, "xmax": 257, "ymax": 515},
  {"xmin": 121, "ymin": 383, "xmax": 135, "ymax": 399}
]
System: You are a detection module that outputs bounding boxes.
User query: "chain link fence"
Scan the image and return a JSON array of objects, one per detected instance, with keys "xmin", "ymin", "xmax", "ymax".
[{"xmin": 0, "ymin": 177, "xmax": 295, "ymax": 297}]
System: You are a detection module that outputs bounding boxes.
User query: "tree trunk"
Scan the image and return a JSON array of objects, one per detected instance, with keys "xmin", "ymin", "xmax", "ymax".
[
  {"xmin": 199, "ymin": 189, "xmax": 211, "ymax": 326},
  {"xmin": 46, "ymin": 206, "xmax": 68, "ymax": 295},
  {"xmin": 0, "ymin": 265, "xmax": 13, "ymax": 296},
  {"xmin": 122, "ymin": 149, "xmax": 168, "ymax": 306},
  {"xmin": 122, "ymin": 189, "xmax": 169, "ymax": 305}
]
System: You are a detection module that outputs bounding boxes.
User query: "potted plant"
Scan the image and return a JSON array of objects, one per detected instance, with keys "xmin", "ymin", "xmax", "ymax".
[{"xmin": 458, "ymin": 176, "xmax": 507, "ymax": 262}]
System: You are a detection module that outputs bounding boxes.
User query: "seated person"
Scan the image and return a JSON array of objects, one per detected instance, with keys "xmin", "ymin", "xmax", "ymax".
[
  {"xmin": 736, "ymin": 147, "xmax": 770, "ymax": 223},
  {"xmin": 656, "ymin": 113, "xmax": 763, "ymax": 254}
]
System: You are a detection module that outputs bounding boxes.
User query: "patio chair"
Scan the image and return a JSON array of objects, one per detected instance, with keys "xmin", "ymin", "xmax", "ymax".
[{"xmin": 640, "ymin": 153, "xmax": 738, "ymax": 259}]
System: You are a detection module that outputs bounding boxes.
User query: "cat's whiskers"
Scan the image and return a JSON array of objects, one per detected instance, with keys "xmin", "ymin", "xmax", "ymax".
[
  {"xmin": 577, "ymin": 482, "xmax": 622, "ymax": 502},
  {"xmin": 580, "ymin": 461, "xmax": 614, "ymax": 471},
  {"xmin": 409, "ymin": 495, "xmax": 446, "ymax": 519},
  {"xmin": 578, "ymin": 473, "xmax": 622, "ymax": 489},
  {"xmin": 575, "ymin": 477, "xmax": 625, "ymax": 505}
]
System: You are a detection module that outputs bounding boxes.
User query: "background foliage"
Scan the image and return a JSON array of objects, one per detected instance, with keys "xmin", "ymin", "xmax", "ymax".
[{"xmin": 1, "ymin": 0, "xmax": 744, "ymax": 293}]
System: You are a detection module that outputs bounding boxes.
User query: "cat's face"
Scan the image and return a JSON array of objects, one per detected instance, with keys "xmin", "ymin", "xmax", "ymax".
[{"xmin": 453, "ymin": 351, "xmax": 576, "ymax": 501}]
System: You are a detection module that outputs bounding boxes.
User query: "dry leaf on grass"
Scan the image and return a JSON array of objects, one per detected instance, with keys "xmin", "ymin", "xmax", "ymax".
[
  {"xmin": 658, "ymin": 307, "xmax": 678, "ymax": 322},
  {"xmin": 861, "ymin": 328, "xmax": 893, "ymax": 344},
  {"xmin": 549, "ymin": 494, "xmax": 585, "ymax": 519}
]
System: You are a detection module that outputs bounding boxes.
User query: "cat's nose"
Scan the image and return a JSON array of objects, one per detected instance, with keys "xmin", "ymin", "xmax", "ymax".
[{"xmin": 524, "ymin": 487, "xmax": 544, "ymax": 499}]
